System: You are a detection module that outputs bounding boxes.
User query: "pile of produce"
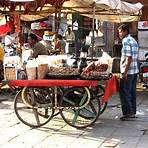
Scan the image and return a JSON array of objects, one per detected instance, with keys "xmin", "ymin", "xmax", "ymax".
[
  {"xmin": 48, "ymin": 67, "xmax": 80, "ymax": 76},
  {"xmin": 81, "ymin": 61, "xmax": 109, "ymax": 78}
]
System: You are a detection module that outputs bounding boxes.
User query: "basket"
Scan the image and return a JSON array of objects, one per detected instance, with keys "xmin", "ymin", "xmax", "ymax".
[
  {"xmin": 37, "ymin": 64, "xmax": 48, "ymax": 79},
  {"xmin": 4, "ymin": 67, "xmax": 17, "ymax": 80},
  {"xmin": 80, "ymin": 72, "xmax": 111, "ymax": 80},
  {"xmin": 26, "ymin": 67, "xmax": 37, "ymax": 80}
]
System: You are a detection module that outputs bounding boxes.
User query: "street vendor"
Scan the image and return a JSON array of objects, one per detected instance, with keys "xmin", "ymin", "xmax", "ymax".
[{"xmin": 28, "ymin": 33, "xmax": 48, "ymax": 58}]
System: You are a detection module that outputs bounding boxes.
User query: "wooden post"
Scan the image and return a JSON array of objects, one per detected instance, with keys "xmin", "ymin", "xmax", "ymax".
[
  {"xmin": 91, "ymin": 3, "xmax": 95, "ymax": 61},
  {"xmin": 55, "ymin": 6, "xmax": 62, "ymax": 34}
]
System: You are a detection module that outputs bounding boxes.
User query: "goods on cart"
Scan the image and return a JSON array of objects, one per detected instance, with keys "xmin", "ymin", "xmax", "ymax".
[
  {"xmin": 3, "ymin": 56, "xmax": 21, "ymax": 80},
  {"xmin": 48, "ymin": 67, "xmax": 79, "ymax": 75},
  {"xmin": 37, "ymin": 64, "xmax": 48, "ymax": 79},
  {"xmin": 81, "ymin": 62, "xmax": 109, "ymax": 79},
  {"xmin": 25, "ymin": 56, "xmax": 50, "ymax": 80},
  {"xmin": 4, "ymin": 66, "xmax": 17, "ymax": 80},
  {"xmin": 47, "ymin": 67, "xmax": 80, "ymax": 79},
  {"xmin": 36, "ymin": 55, "xmax": 49, "ymax": 79},
  {"xmin": 48, "ymin": 55, "xmax": 68, "ymax": 67},
  {"xmin": 81, "ymin": 51, "xmax": 112, "ymax": 80},
  {"xmin": 26, "ymin": 59, "xmax": 37, "ymax": 80}
]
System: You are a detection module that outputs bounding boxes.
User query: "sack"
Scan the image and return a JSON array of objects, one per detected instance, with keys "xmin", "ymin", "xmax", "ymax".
[{"xmin": 17, "ymin": 70, "xmax": 27, "ymax": 80}]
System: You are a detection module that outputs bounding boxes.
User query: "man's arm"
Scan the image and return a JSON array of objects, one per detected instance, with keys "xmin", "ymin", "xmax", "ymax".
[{"xmin": 123, "ymin": 56, "xmax": 132, "ymax": 78}]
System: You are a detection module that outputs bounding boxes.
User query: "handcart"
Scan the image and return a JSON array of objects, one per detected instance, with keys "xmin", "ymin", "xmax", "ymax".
[{"xmin": 9, "ymin": 76, "xmax": 112, "ymax": 129}]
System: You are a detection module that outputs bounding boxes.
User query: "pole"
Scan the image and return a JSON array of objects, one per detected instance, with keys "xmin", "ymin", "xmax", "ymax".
[{"xmin": 91, "ymin": 3, "xmax": 95, "ymax": 61}]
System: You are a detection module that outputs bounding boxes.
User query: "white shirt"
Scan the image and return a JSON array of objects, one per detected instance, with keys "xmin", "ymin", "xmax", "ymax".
[
  {"xmin": 4, "ymin": 35, "xmax": 16, "ymax": 46},
  {"xmin": 73, "ymin": 21, "xmax": 78, "ymax": 30},
  {"xmin": 65, "ymin": 31, "xmax": 75, "ymax": 41}
]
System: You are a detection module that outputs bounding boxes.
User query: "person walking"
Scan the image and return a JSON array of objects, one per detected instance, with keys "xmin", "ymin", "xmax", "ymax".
[{"xmin": 118, "ymin": 24, "xmax": 139, "ymax": 120}]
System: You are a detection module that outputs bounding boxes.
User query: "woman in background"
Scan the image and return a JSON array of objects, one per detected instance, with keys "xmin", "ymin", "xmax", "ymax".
[{"xmin": 54, "ymin": 34, "xmax": 66, "ymax": 54}]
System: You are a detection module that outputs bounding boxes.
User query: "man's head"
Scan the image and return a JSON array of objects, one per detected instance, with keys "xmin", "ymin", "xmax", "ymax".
[
  {"xmin": 57, "ymin": 34, "xmax": 63, "ymax": 41},
  {"xmin": 67, "ymin": 27, "xmax": 71, "ymax": 33},
  {"xmin": 28, "ymin": 33, "xmax": 38, "ymax": 47},
  {"xmin": 118, "ymin": 24, "xmax": 129, "ymax": 39}
]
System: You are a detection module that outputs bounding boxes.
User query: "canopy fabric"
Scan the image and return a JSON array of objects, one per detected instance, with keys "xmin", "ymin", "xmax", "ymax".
[
  {"xmin": 0, "ymin": 0, "xmax": 143, "ymax": 23},
  {"xmin": 0, "ymin": 0, "xmax": 67, "ymax": 11},
  {"xmin": 63, "ymin": 0, "xmax": 143, "ymax": 23},
  {"xmin": 20, "ymin": 13, "xmax": 50, "ymax": 22}
]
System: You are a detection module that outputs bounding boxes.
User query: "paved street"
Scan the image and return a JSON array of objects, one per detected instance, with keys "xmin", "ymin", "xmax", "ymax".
[{"xmin": 0, "ymin": 84, "xmax": 148, "ymax": 148}]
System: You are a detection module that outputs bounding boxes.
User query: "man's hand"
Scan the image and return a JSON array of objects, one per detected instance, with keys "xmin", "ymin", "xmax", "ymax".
[{"xmin": 123, "ymin": 72, "xmax": 128, "ymax": 80}]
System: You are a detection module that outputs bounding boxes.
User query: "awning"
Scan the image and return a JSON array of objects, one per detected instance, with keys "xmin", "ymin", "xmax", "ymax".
[
  {"xmin": 63, "ymin": 0, "xmax": 143, "ymax": 23},
  {"xmin": 20, "ymin": 13, "xmax": 50, "ymax": 22},
  {"xmin": 0, "ymin": 0, "xmax": 143, "ymax": 23}
]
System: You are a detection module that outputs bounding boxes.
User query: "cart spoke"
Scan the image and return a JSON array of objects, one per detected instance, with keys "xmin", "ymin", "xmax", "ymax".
[
  {"xmin": 63, "ymin": 96, "xmax": 75, "ymax": 106},
  {"xmin": 72, "ymin": 109, "xmax": 80, "ymax": 125},
  {"xmin": 33, "ymin": 108, "xmax": 40, "ymax": 125}
]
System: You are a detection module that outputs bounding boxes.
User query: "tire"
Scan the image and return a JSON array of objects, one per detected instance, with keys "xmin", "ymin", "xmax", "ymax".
[
  {"xmin": 60, "ymin": 86, "xmax": 100, "ymax": 128},
  {"xmin": 49, "ymin": 87, "xmax": 63, "ymax": 117},
  {"xmin": 97, "ymin": 85, "xmax": 108, "ymax": 115},
  {"xmin": 90, "ymin": 85, "xmax": 108, "ymax": 115},
  {"xmin": 76, "ymin": 97, "xmax": 101, "ymax": 120},
  {"xmin": 14, "ymin": 88, "xmax": 54, "ymax": 128}
]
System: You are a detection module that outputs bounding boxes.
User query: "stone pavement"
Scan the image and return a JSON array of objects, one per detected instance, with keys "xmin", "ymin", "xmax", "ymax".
[{"xmin": 0, "ymin": 84, "xmax": 148, "ymax": 148}]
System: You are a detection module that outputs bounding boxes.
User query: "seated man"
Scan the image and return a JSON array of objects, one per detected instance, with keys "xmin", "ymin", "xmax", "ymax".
[{"xmin": 28, "ymin": 33, "xmax": 48, "ymax": 58}]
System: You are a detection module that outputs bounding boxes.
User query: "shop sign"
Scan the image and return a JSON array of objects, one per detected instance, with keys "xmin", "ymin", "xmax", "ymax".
[{"xmin": 138, "ymin": 21, "xmax": 148, "ymax": 30}]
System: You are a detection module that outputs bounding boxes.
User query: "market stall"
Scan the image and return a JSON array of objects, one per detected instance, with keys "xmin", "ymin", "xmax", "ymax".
[
  {"xmin": 7, "ymin": 53, "xmax": 117, "ymax": 128},
  {"xmin": 0, "ymin": 0, "xmax": 143, "ymax": 128},
  {"xmin": 9, "ymin": 75, "xmax": 118, "ymax": 128}
]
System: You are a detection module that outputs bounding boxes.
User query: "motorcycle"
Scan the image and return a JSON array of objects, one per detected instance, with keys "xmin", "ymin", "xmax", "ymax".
[
  {"xmin": 140, "ymin": 52, "xmax": 148, "ymax": 88},
  {"xmin": 4, "ymin": 43, "xmax": 17, "ymax": 56}
]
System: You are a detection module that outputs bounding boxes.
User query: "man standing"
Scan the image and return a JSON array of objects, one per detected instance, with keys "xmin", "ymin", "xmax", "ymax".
[
  {"xmin": 118, "ymin": 24, "xmax": 139, "ymax": 120},
  {"xmin": 65, "ymin": 27, "xmax": 75, "ymax": 42}
]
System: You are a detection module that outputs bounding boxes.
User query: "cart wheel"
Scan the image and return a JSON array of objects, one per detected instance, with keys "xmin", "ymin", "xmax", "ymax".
[
  {"xmin": 75, "ymin": 96, "xmax": 101, "ymax": 120},
  {"xmin": 60, "ymin": 87, "xmax": 100, "ymax": 128},
  {"xmin": 97, "ymin": 85, "xmax": 107, "ymax": 114},
  {"xmin": 47, "ymin": 87, "xmax": 64, "ymax": 117},
  {"xmin": 14, "ymin": 88, "xmax": 54, "ymax": 128},
  {"xmin": 91, "ymin": 85, "xmax": 107, "ymax": 115}
]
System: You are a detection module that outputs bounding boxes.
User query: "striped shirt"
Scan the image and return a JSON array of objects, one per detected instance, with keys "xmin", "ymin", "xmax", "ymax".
[{"xmin": 120, "ymin": 35, "xmax": 139, "ymax": 74}]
